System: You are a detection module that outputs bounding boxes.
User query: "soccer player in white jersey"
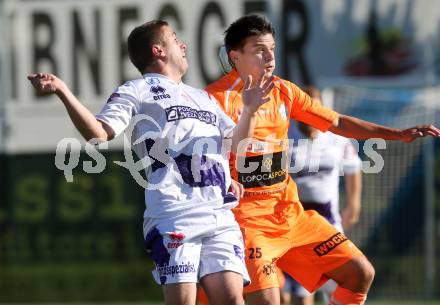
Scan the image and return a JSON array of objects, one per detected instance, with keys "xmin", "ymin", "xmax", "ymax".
[
  {"xmin": 281, "ymin": 87, "xmax": 362, "ymax": 305},
  {"xmin": 28, "ymin": 20, "xmax": 274, "ymax": 305}
]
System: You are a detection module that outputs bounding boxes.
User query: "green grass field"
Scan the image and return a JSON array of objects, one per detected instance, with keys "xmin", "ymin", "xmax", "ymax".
[{"xmin": 1, "ymin": 301, "xmax": 439, "ymax": 305}]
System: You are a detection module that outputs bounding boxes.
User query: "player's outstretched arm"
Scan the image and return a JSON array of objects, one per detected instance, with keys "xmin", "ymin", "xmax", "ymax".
[
  {"xmin": 27, "ymin": 73, "xmax": 114, "ymax": 142},
  {"xmin": 329, "ymin": 114, "xmax": 440, "ymax": 143},
  {"xmin": 231, "ymin": 74, "xmax": 274, "ymax": 152}
]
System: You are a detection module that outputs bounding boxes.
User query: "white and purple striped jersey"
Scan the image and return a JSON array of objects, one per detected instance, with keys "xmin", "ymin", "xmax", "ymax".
[
  {"xmin": 290, "ymin": 129, "xmax": 361, "ymax": 230},
  {"xmin": 96, "ymin": 73, "xmax": 237, "ymax": 219}
]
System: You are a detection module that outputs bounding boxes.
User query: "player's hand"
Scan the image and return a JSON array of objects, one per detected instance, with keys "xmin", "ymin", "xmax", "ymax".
[
  {"xmin": 27, "ymin": 73, "xmax": 64, "ymax": 96},
  {"xmin": 399, "ymin": 125, "xmax": 440, "ymax": 143},
  {"xmin": 229, "ymin": 179, "xmax": 244, "ymax": 198},
  {"xmin": 242, "ymin": 73, "xmax": 274, "ymax": 114},
  {"xmin": 341, "ymin": 206, "xmax": 360, "ymax": 231}
]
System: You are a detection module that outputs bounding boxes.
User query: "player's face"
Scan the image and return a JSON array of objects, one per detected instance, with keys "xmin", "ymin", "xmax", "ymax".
[
  {"xmin": 161, "ymin": 25, "xmax": 188, "ymax": 75},
  {"xmin": 231, "ymin": 33, "xmax": 275, "ymax": 80}
]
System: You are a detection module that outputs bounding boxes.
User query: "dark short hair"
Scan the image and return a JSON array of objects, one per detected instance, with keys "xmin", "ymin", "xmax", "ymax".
[
  {"xmin": 127, "ymin": 20, "xmax": 169, "ymax": 74},
  {"xmin": 224, "ymin": 15, "xmax": 275, "ymax": 54}
]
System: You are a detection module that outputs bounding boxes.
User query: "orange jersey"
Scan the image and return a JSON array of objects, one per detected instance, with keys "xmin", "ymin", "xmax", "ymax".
[{"xmin": 206, "ymin": 69, "xmax": 339, "ymax": 219}]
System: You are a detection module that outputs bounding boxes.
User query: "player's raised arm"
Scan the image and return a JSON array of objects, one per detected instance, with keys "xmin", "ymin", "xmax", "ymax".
[
  {"xmin": 230, "ymin": 74, "xmax": 274, "ymax": 152},
  {"xmin": 329, "ymin": 114, "xmax": 440, "ymax": 142},
  {"xmin": 27, "ymin": 73, "xmax": 114, "ymax": 142}
]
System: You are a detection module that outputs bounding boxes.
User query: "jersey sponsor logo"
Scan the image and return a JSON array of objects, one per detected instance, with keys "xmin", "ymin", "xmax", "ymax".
[
  {"xmin": 145, "ymin": 77, "xmax": 160, "ymax": 85},
  {"xmin": 313, "ymin": 232, "xmax": 348, "ymax": 256},
  {"xmin": 167, "ymin": 242, "xmax": 183, "ymax": 248},
  {"xmin": 262, "ymin": 261, "xmax": 277, "ymax": 277},
  {"xmin": 240, "ymin": 170, "xmax": 286, "ymax": 186},
  {"xmin": 243, "ymin": 185, "xmax": 286, "ymax": 198},
  {"xmin": 167, "ymin": 232, "xmax": 185, "ymax": 248},
  {"xmin": 150, "ymin": 85, "xmax": 166, "ymax": 94},
  {"xmin": 169, "ymin": 232, "xmax": 185, "ymax": 241},
  {"xmin": 237, "ymin": 151, "xmax": 287, "ymax": 188},
  {"xmin": 156, "ymin": 261, "xmax": 196, "ymax": 277},
  {"xmin": 150, "ymin": 85, "xmax": 171, "ymax": 100},
  {"xmin": 165, "ymin": 106, "xmax": 217, "ymax": 126}
]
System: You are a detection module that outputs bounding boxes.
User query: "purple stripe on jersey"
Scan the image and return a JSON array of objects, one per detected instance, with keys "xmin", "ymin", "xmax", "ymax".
[
  {"xmin": 143, "ymin": 140, "xmax": 234, "ymax": 204},
  {"xmin": 223, "ymin": 193, "xmax": 237, "ymax": 204},
  {"xmin": 144, "ymin": 139, "xmax": 167, "ymax": 173},
  {"xmin": 144, "ymin": 227, "xmax": 170, "ymax": 284},
  {"xmin": 174, "ymin": 154, "xmax": 227, "ymax": 195},
  {"xmin": 301, "ymin": 201, "xmax": 335, "ymax": 224}
]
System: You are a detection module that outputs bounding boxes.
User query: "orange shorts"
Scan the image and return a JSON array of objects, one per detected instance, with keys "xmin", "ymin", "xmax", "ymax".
[{"xmin": 239, "ymin": 204, "xmax": 363, "ymax": 294}]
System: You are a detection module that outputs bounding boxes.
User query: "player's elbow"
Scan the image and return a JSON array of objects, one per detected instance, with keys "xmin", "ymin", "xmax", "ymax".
[{"xmin": 84, "ymin": 125, "xmax": 114, "ymax": 143}]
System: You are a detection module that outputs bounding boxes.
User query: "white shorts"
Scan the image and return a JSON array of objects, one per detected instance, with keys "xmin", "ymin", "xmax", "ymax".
[{"xmin": 143, "ymin": 208, "xmax": 250, "ymax": 286}]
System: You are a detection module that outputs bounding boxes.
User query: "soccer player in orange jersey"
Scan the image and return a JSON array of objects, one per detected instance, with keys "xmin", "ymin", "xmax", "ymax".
[{"xmin": 202, "ymin": 15, "xmax": 440, "ymax": 305}]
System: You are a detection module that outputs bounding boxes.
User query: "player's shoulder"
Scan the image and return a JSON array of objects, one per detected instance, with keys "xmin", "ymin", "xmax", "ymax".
[
  {"xmin": 274, "ymin": 76, "xmax": 302, "ymax": 91},
  {"xmin": 117, "ymin": 78, "xmax": 140, "ymax": 90},
  {"xmin": 272, "ymin": 75, "xmax": 295, "ymax": 88},
  {"xmin": 182, "ymin": 82, "xmax": 211, "ymax": 99},
  {"xmin": 206, "ymin": 70, "xmax": 241, "ymax": 94},
  {"xmin": 125, "ymin": 77, "xmax": 147, "ymax": 90},
  {"xmin": 272, "ymin": 76, "xmax": 302, "ymax": 98},
  {"xmin": 108, "ymin": 79, "xmax": 141, "ymax": 102},
  {"xmin": 117, "ymin": 77, "xmax": 151, "ymax": 95}
]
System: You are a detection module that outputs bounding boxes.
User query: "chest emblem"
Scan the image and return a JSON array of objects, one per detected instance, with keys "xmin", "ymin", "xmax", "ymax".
[
  {"xmin": 279, "ymin": 104, "xmax": 288, "ymax": 120},
  {"xmin": 145, "ymin": 77, "xmax": 160, "ymax": 85}
]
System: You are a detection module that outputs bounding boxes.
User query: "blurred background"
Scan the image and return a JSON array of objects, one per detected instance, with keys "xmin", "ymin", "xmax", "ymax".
[{"xmin": 0, "ymin": 0, "xmax": 439, "ymax": 304}]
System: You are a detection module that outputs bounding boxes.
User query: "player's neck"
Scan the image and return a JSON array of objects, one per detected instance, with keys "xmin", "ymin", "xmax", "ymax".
[{"xmin": 143, "ymin": 65, "xmax": 183, "ymax": 84}]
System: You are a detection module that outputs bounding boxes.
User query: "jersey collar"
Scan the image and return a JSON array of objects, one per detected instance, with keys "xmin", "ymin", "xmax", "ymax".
[
  {"xmin": 229, "ymin": 69, "xmax": 242, "ymax": 83},
  {"xmin": 142, "ymin": 73, "xmax": 183, "ymax": 87}
]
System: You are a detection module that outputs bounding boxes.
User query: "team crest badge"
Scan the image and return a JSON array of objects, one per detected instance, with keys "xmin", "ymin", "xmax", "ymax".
[
  {"xmin": 145, "ymin": 77, "xmax": 160, "ymax": 85},
  {"xmin": 279, "ymin": 104, "xmax": 287, "ymax": 120}
]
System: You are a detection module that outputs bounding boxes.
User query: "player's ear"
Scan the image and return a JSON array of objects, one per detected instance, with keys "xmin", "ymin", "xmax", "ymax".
[
  {"xmin": 229, "ymin": 49, "xmax": 239, "ymax": 66},
  {"xmin": 152, "ymin": 44, "xmax": 164, "ymax": 58}
]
